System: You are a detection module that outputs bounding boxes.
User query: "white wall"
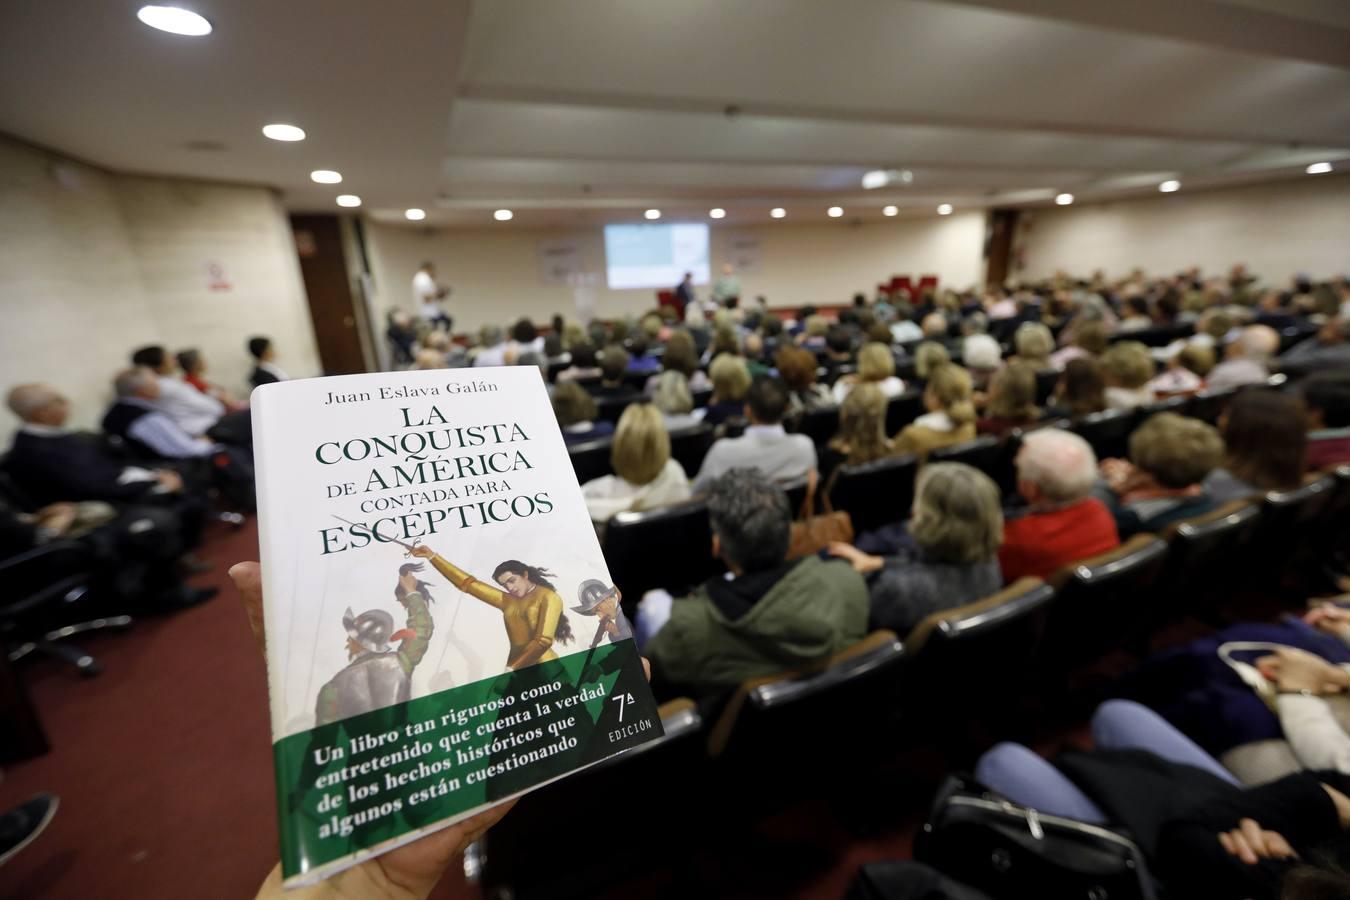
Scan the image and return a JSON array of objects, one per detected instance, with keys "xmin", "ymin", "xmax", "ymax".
[
  {"xmin": 1018, "ymin": 175, "xmax": 1350, "ymax": 283},
  {"xmin": 0, "ymin": 135, "xmax": 321, "ymax": 433},
  {"xmin": 363, "ymin": 211, "xmax": 988, "ymax": 336}
]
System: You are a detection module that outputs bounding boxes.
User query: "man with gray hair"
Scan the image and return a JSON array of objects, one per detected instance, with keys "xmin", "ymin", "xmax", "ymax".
[
  {"xmin": 638, "ymin": 468, "xmax": 867, "ymax": 698},
  {"xmin": 102, "ymin": 367, "xmax": 219, "ymax": 460},
  {"xmin": 998, "ymin": 429, "xmax": 1120, "ymax": 581},
  {"xmin": 1206, "ymin": 324, "xmax": 1280, "ymax": 390},
  {"xmin": 1278, "ymin": 317, "xmax": 1350, "ymax": 378}
]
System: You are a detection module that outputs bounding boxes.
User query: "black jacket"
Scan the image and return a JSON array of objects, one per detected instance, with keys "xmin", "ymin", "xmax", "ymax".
[{"xmin": 5, "ymin": 430, "xmax": 154, "ymax": 508}]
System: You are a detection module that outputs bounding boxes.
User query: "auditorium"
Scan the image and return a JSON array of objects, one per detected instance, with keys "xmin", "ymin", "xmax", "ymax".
[{"xmin": 2, "ymin": 2, "xmax": 1350, "ymax": 898}]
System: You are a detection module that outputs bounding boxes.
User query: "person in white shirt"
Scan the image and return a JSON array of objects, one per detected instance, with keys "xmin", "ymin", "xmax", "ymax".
[
  {"xmin": 693, "ymin": 375, "xmax": 816, "ymax": 492},
  {"xmin": 412, "ymin": 261, "xmax": 452, "ymax": 332},
  {"xmin": 831, "ymin": 342, "xmax": 906, "ymax": 404},
  {"xmin": 472, "ymin": 324, "xmax": 509, "ymax": 368},
  {"xmin": 1206, "ymin": 324, "xmax": 1279, "ymax": 391},
  {"xmin": 581, "ymin": 404, "xmax": 691, "ymax": 526},
  {"xmin": 131, "ymin": 345, "xmax": 224, "ymax": 437}
]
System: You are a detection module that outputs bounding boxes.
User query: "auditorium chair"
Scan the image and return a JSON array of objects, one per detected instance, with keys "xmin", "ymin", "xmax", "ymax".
[
  {"xmin": 476, "ymin": 698, "xmax": 705, "ymax": 900},
  {"xmin": 621, "ymin": 371, "xmax": 651, "ymax": 392},
  {"xmin": 546, "ymin": 359, "xmax": 569, "ymax": 383},
  {"xmin": 885, "ymin": 391, "xmax": 926, "ymax": 436},
  {"xmin": 929, "ymin": 435, "xmax": 1002, "ymax": 477},
  {"xmin": 567, "ymin": 435, "xmax": 614, "ymax": 484},
  {"xmin": 1245, "ymin": 473, "xmax": 1339, "ymax": 591},
  {"xmin": 667, "ymin": 424, "xmax": 713, "ymax": 478},
  {"xmin": 602, "ymin": 500, "xmax": 720, "ymax": 616},
  {"xmin": 595, "ymin": 395, "xmax": 635, "ymax": 424},
  {"xmin": 571, "ymin": 374, "xmax": 602, "ymax": 392},
  {"xmin": 1033, "ymin": 369, "xmax": 1059, "ymax": 406},
  {"xmin": 1070, "ymin": 407, "xmax": 1138, "ymax": 461},
  {"xmin": 781, "ymin": 475, "xmax": 811, "ymax": 516},
  {"xmin": 828, "ymin": 454, "xmax": 920, "ymax": 533},
  {"xmin": 1137, "ymin": 395, "xmax": 1189, "ymax": 420},
  {"xmin": 1186, "ymin": 386, "xmax": 1238, "ymax": 424},
  {"xmin": 1154, "ymin": 499, "xmax": 1261, "ymax": 630},
  {"xmin": 1108, "ymin": 323, "xmax": 1193, "ymax": 348},
  {"xmin": 0, "ymin": 541, "xmax": 132, "ymax": 677},
  {"xmin": 796, "ymin": 405, "xmax": 840, "ymax": 447},
  {"xmin": 1040, "ymin": 534, "xmax": 1170, "ymax": 672},
  {"xmin": 691, "ymin": 387, "xmax": 712, "ymax": 409}
]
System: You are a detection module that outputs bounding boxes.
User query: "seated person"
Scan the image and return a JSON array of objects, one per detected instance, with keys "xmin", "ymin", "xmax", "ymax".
[
  {"xmin": 693, "ymin": 375, "xmax": 817, "ymax": 491},
  {"xmin": 700, "ymin": 352, "xmax": 752, "ymax": 428},
  {"xmin": 247, "ymin": 336, "xmax": 288, "ymax": 387},
  {"xmin": 1049, "ymin": 357, "xmax": 1108, "ymax": 419},
  {"xmin": 1279, "ymin": 317, "xmax": 1350, "ymax": 378},
  {"xmin": 976, "ymin": 699, "xmax": 1350, "ymax": 900},
  {"xmin": 1207, "ymin": 324, "xmax": 1279, "ymax": 391},
  {"xmin": 1147, "ymin": 343, "xmax": 1215, "ymax": 396},
  {"xmin": 797, "ymin": 314, "xmax": 830, "ymax": 350},
  {"xmin": 828, "ymin": 462, "xmax": 1003, "ymax": 636},
  {"xmin": 176, "ymin": 348, "xmax": 245, "ymax": 409},
  {"xmin": 1101, "ymin": 341, "xmax": 1156, "ymax": 409},
  {"xmin": 831, "ymin": 342, "xmax": 906, "ymax": 404},
  {"xmin": 921, "ymin": 313, "xmax": 955, "ymax": 351},
  {"xmin": 385, "ymin": 309, "xmax": 418, "ymax": 366},
  {"xmin": 999, "ymin": 430, "xmax": 1120, "ymax": 581},
  {"xmin": 911, "ymin": 341, "xmax": 951, "ymax": 384},
  {"xmin": 471, "ymin": 325, "xmax": 509, "ymax": 368},
  {"xmin": 645, "ymin": 329, "xmax": 709, "ymax": 394},
  {"xmin": 590, "ymin": 346, "xmax": 640, "ymax": 403},
  {"xmin": 818, "ymin": 325, "xmax": 855, "ymax": 384},
  {"xmin": 624, "ymin": 336, "xmax": 661, "ymax": 375},
  {"xmin": 820, "ymin": 383, "xmax": 894, "ymax": 484},
  {"xmin": 1302, "ymin": 372, "xmax": 1350, "ymax": 470},
  {"xmin": 961, "ymin": 333, "xmax": 1003, "ymax": 391},
  {"xmin": 504, "ymin": 318, "xmax": 544, "ymax": 365},
  {"xmin": 550, "ymin": 381, "xmax": 613, "ymax": 445},
  {"xmin": 976, "ymin": 360, "xmax": 1040, "ymax": 436},
  {"xmin": 893, "ymin": 363, "xmax": 977, "ymax": 459},
  {"xmin": 639, "ymin": 468, "xmax": 868, "ymax": 698},
  {"xmin": 1048, "ymin": 320, "xmax": 1109, "ymax": 370},
  {"xmin": 581, "ymin": 403, "xmax": 691, "ymax": 524},
  {"xmin": 1096, "ymin": 412, "xmax": 1223, "ymax": 537},
  {"xmin": 650, "ymin": 370, "xmax": 702, "ymax": 431},
  {"xmin": 1011, "ymin": 322, "xmax": 1056, "ymax": 372},
  {"xmin": 132, "ymin": 345, "xmax": 226, "ymax": 437},
  {"xmin": 1204, "ymin": 391, "xmax": 1307, "ymax": 503},
  {"xmin": 554, "ymin": 341, "xmax": 602, "ymax": 383},
  {"xmin": 1256, "ymin": 640, "xmax": 1350, "ymax": 776},
  {"xmin": 775, "ymin": 346, "xmax": 832, "ymax": 418},
  {"xmin": 102, "ymin": 367, "xmax": 219, "ymax": 461}
]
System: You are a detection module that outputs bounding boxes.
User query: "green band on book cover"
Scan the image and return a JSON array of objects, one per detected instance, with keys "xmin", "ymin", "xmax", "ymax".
[{"xmin": 274, "ymin": 639, "xmax": 660, "ymax": 879}]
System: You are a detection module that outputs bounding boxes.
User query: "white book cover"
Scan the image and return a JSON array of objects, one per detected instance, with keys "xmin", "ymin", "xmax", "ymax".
[{"xmin": 251, "ymin": 366, "xmax": 661, "ymax": 887}]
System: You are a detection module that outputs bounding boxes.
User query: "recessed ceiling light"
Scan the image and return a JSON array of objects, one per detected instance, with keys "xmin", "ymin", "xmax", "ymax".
[
  {"xmin": 493, "ymin": 209, "xmax": 513, "ymax": 221},
  {"xmin": 1307, "ymin": 162, "xmax": 1333, "ymax": 175},
  {"xmin": 262, "ymin": 123, "xmax": 305, "ymax": 142},
  {"xmin": 883, "ymin": 205, "xmax": 898, "ymax": 217},
  {"xmin": 405, "ymin": 208, "xmax": 426, "ymax": 221},
  {"xmin": 709, "ymin": 208, "xmax": 726, "ymax": 219},
  {"xmin": 770, "ymin": 207, "xmax": 786, "ymax": 219},
  {"xmin": 1054, "ymin": 193, "xmax": 1074, "ymax": 206},
  {"xmin": 136, "ymin": 5, "xmax": 212, "ymax": 36},
  {"xmin": 937, "ymin": 203, "xmax": 953, "ymax": 215},
  {"xmin": 827, "ymin": 206, "xmax": 844, "ymax": 218},
  {"xmin": 336, "ymin": 195, "xmax": 361, "ymax": 208},
  {"xmin": 1159, "ymin": 180, "xmax": 1180, "ymax": 193},
  {"xmin": 310, "ymin": 170, "xmax": 342, "ymax": 184},
  {"xmin": 862, "ymin": 170, "xmax": 889, "ymax": 190},
  {"xmin": 644, "ymin": 209, "xmax": 661, "ymax": 220}
]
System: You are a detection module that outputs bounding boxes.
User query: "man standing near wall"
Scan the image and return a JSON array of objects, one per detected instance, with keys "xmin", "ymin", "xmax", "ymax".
[{"xmin": 412, "ymin": 261, "xmax": 452, "ymax": 333}]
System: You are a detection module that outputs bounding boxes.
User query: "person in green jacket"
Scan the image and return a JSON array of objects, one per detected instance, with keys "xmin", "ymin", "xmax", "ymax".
[{"xmin": 642, "ymin": 468, "xmax": 868, "ymax": 698}]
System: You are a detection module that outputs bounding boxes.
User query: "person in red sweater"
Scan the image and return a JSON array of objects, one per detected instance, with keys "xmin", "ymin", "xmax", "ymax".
[{"xmin": 999, "ymin": 429, "xmax": 1120, "ymax": 581}]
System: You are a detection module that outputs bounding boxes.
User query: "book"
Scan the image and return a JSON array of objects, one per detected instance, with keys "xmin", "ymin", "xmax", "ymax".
[{"xmin": 251, "ymin": 366, "xmax": 663, "ymax": 887}]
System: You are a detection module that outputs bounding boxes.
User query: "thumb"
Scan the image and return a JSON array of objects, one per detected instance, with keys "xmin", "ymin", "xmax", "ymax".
[{"xmin": 228, "ymin": 561, "xmax": 266, "ymax": 655}]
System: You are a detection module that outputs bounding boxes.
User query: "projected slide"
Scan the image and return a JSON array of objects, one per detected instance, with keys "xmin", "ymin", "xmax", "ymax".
[{"xmin": 604, "ymin": 223, "xmax": 710, "ymax": 290}]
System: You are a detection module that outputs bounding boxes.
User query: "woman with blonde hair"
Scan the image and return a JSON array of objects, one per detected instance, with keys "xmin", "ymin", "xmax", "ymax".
[
  {"xmin": 913, "ymin": 341, "xmax": 951, "ymax": 381},
  {"xmin": 831, "ymin": 342, "xmax": 906, "ymax": 403},
  {"xmin": 822, "ymin": 383, "xmax": 894, "ymax": 482},
  {"xmin": 1101, "ymin": 340, "xmax": 1156, "ymax": 409},
  {"xmin": 581, "ymin": 403, "xmax": 691, "ymax": 524},
  {"xmin": 977, "ymin": 360, "xmax": 1040, "ymax": 436},
  {"xmin": 702, "ymin": 353, "xmax": 752, "ymax": 427},
  {"xmin": 894, "ymin": 363, "xmax": 977, "ymax": 458},
  {"xmin": 1013, "ymin": 322, "xmax": 1056, "ymax": 371},
  {"xmin": 650, "ymin": 370, "xmax": 701, "ymax": 431}
]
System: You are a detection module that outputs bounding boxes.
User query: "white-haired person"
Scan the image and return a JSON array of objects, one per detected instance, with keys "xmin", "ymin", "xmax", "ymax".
[
  {"xmin": 962, "ymin": 333, "xmax": 1003, "ymax": 390},
  {"xmin": 1206, "ymin": 324, "xmax": 1280, "ymax": 391},
  {"xmin": 999, "ymin": 430, "xmax": 1120, "ymax": 581}
]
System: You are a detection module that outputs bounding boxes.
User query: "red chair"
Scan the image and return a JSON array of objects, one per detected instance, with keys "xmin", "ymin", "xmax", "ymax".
[
  {"xmin": 918, "ymin": 275, "xmax": 939, "ymax": 294},
  {"xmin": 656, "ymin": 289, "xmax": 682, "ymax": 319}
]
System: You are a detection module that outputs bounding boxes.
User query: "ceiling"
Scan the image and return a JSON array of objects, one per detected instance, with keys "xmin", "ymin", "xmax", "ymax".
[{"xmin": 2, "ymin": 0, "xmax": 1348, "ymax": 227}]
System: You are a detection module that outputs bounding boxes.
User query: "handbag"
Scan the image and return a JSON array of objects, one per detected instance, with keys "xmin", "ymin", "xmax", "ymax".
[
  {"xmin": 916, "ymin": 775, "xmax": 1156, "ymax": 900},
  {"xmin": 787, "ymin": 468, "xmax": 853, "ymax": 560}
]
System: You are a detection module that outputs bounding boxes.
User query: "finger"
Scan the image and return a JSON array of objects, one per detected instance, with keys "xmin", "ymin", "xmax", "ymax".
[
  {"xmin": 228, "ymin": 561, "xmax": 266, "ymax": 654},
  {"xmin": 641, "ymin": 657, "xmax": 651, "ymax": 682},
  {"xmin": 1240, "ymin": 819, "xmax": 1269, "ymax": 859},
  {"xmin": 1218, "ymin": 831, "xmax": 1235, "ymax": 857},
  {"xmin": 1229, "ymin": 830, "xmax": 1257, "ymax": 865},
  {"xmin": 1265, "ymin": 831, "xmax": 1298, "ymax": 860}
]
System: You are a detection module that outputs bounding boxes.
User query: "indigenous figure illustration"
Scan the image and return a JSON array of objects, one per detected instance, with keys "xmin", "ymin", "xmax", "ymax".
[
  {"xmin": 572, "ymin": 579, "xmax": 633, "ymax": 646},
  {"xmin": 409, "ymin": 545, "xmax": 573, "ymax": 670},
  {"xmin": 314, "ymin": 562, "xmax": 434, "ymax": 725}
]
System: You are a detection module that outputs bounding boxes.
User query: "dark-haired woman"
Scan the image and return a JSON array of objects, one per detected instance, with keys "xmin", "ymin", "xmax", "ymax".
[
  {"xmin": 1203, "ymin": 391, "xmax": 1308, "ymax": 504},
  {"xmin": 410, "ymin": 545, "xmax": 573, "ymax": 670}
]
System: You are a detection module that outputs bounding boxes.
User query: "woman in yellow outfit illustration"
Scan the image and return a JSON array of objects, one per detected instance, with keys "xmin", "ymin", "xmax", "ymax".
[{"xmin": 410, "ymin": 544, "xmax": 574, "ymax": 670}]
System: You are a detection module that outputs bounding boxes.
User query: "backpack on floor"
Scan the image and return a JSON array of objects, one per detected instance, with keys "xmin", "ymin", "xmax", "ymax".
[{"xmin": 915, "ymin": 775, "xmax": 1157, "ymax": 900}]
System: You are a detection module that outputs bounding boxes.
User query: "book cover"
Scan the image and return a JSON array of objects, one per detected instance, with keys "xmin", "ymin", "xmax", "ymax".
[{"xmin": 251, "ymin": 366, "xmax": 663, "ymax": 887}]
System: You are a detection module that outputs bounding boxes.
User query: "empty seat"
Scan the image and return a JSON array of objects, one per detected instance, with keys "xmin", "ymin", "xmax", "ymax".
[
  {"xmin": 602, "ymin": 500, "xmax": 721, "ymax": 613},
  {"xmin": 568, "ymin": 436, "xmax": 614, "ymax": 484},
  {"xmin": 1071, "ymin": 407, "xmax": 1138, "ymax": 461},
  {"xmin": 1155, "ymin": 500, "xmax": 1261, "ymax": 625},
  {"xmin": 886, "ymin": 391, "xmax": 926, "ymax": 436},
  {"xmin": 929, "ymin": 435, "xmax": 1003, "ymax": 477},
  {"xmin": 828, "ymin": 454, "xmax": 919, "ymax": 533},
  {"xmin": 667, "ymin": 424, "xmax": 713, "ymax": 478},
  {"xmin": 797, "ymin": 405, "xmax": 840, "ymax": 446},
  {"xmin": 1186, "ymin": 387, "xmax": 1239, "ymax": 424}
]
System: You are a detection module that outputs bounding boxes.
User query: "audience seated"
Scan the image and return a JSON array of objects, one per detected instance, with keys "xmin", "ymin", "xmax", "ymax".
[
  {"xmin": 639, "ymin": 468, "xmax": 868, "ymax": 698},
  {"xmin": 701, "ymin": 353, "xmax": 752, "ymax": 428},
  {"xmin": 828, "ymin": 462, "xmax": 1003, "ymax": 636},
  {"xmin": 999, "ymin": 430, "xmax": 1120, "ymax": 581},
  {"xmin": 644, "ymin": 329, "xmax": 709, "ymax": 394},
  {"xmin": 103, "ymin": 367, "xmax": 219, "ymax": 461},
  {"xmin": 921, "ymin": 312, "xmax": 953, "ymax": 350},
  {"xmin": 592, "ymin": 346, "xmax": 641, "ymax": 402},
  {"xmin": 819, "ymin": 326, "xmax": 855, "ymax": 384},
  {"xmin": 1050, "ymin": 357, "xmax": 1108, "ymax": 418},
  {"xmin": 1096, "ymin": 412, "xmax": 1223, "ymax": 537},
  {"xmin": 1302, "ymin": 372, "xmax": 1350, "ymax": 470},
  {"xmin": 1101, "ymin": 341, "xmax": 1156, "ymax": 409},
  {"xmin": 581, "ymin": 403, "xmax": 690, "ymax": 524},
  {"xmin": 961, "ymin": 333, "xmax": 1002, "ymax": 390},
  {"xmin": 555, "ymin": 341, "xmax": 602, "ymax": 383},
  {"xmin": 551, "ymin": 381, "xmax": 614, "ymax": 445},
  {"xmin": 176, "ymin": 348, "xmax": 244, "ymax": 410},
  {"xmin": 472, "ymin": 324, "xmax": 509, "ymax": 368},
  {"xmin": 976, "ymin": 360, "xmax": 1040, "ymax": 436},
  {"xmin": 129, "ymin": 346, "xmax": 252, "ymax": 448},
  {"xmin": 1207, "ymin": 324, "xmax": 1280, "ymax": 390},
  {"xmin": 912, "ymin": 341, "xmax": 951, "ymax": 383},
  {"xmin": 1011, "ymin": 322, "xmax": 1056, "ymax": 372},
  {"xmin": 1147, "ymin": 343, "xmax": 1214, "ymax": 396},
  {"xmin": 1203, "ymin": 391, "xmax": 1307, "ymax": 503},
  {"xmin": 1280, "ymin": 317, "xmax": 1350, "ymax": 378},
  {"xmin": 385, "ymin": 309, "xmax": 417, "ymax": 366},
  {"xmin": 797, "ymin": 314, "xmax": 829, "ymax": 350},
  {"xmin": 820, "ymin": 383, "xmax": 894, "ymax": 484},
  {"xmin": 1049, "ymin": 320, "xmax": 1110, "ymax": 370},
  {"xmin": 693, "ymin": 375, "xmax": 816, "ymax": 491},
  {"xmin": 650, "ymin": 371, "xmax": 701, "ymax": 431},
  {"xmin": 247, "ymin": 336, "xmax": 288, "ymax": 387},
  {"xmin": 504, "ymin": 318, "xmax": 544, "ymax": 365},
  {"xmin": 831, "ymin": 342, "xmax": 906, "ymax": 403},
  {"xmin": 775, "ymin": 346, "xmax": 832, "ymax": 418},
  {"xmin": 893, "ymin": 363, "xmax": 977, "ymax": 458},
  {"xmin": 625, "ymin": 336, "xmax": 661, "ymax": 375}
]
